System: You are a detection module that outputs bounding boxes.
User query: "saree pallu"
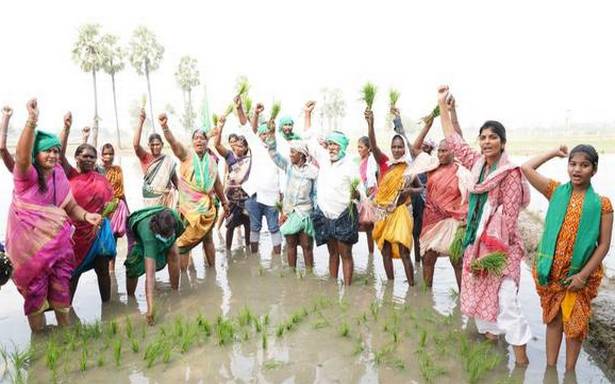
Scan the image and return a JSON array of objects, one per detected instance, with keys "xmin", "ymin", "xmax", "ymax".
[
  {"xmin": 280, "ymin": 211, "xmax": 315, "ymax": 238},
  {"xmin": 109, "ymin": 199, "xmax": 128, "ymax": 237},
  {"xmin": 69, "ymin": 171, "xmax": 114, "ymax": 270},
  {"xmin": 224, "ymin": 153, "xmax": 252, "ymax": 227},
  {"xmin": 176, "ymin": 153, "xmax": 218, "ymax": 253},
  {"xmin": 143, "ymin": 155, "xmax": 177, "ymax": 208},
  {"xmin": 102, "ymin": 165, "xmax": 125, "ymax": 200}
]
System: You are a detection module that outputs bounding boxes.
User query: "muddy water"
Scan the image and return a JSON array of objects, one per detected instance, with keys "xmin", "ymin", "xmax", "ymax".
[{"xmin": 0, "ymin": 154, "xmax": 613, "ymax": 383}]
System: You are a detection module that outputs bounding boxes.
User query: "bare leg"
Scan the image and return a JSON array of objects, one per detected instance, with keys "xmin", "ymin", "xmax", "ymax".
[
  {"xmin": 513, "ymin": 344, "xmax": 529, "ymax": 366},
  {"xmin": 413, "ymin": 234, "xmax": 421, "ymax": 264},
  {"xmin": 179, "ymin": 252, "xmax": 190, "ymax": 272},
  {"xmin": 546, "ymin": 311, "xmax": 564, "ymax": 366},
  {"xmin": 225, "ymin": 224, "xmax": 235, "ymax": 250},
  {"xmin": 422, "ymin": 250, "xmax": 438, "ymax": 288},
  {"xmin": 327, "ymin": 240, "xmax": 340, "ymax": 280},
  {"xmin": 298, "ymin": 232, "xmax": 314, "ymax": 270},
  {"xmin": 55, "ymin": 310, "xmax": 71, "ymax": 327},
  {"xmin": 286, "ymin": 234, "xmax": 298, "ymax": 269},
  {"xmin": 273, "ymin": 244, "xmax": 282, "ymax": 255},
  {"xmin": 338, "ymin": 241, "xmax": 354, "ymax": 286},
  {"xmin": 126, "ymin": 276, "xmax": 138, "ymax": 296},
  {"xmin": 382, "ymin": 242, "xmax": 394, "ymax": 280},
  {"xmin": 366, "ymin": 227, "xmax": 374, "ymax": 254},
  {"xmin": 565, "ymin": 337, "xmax": 583, "ymax": 372},
  {"xmin": 109, "ymin": 257, "xmax": 116, "ymax": 272},
  {"xmin": 167, "ymin": 245, "xmax": 180, "ymax": 290},
  {"xmin": 242, "ymin": 217, "xmax": 251, "ymax": 248},
  {"xmin": 399, "ymin": 246, "xmax": 414, "ymax": 286},
  {"xmin": 94, "ymin": 256, "xmax": 111, "ymax": 302},
  {"xmin": 203, "ymin": 232, "xmax": 216, "ymax": 268},
  {"xmin": 27, "ymin": 313, "xmax": 46, "ymax": 332},
  {"xmin": 144, "ymin": 258, "xmax": 156, "ymax": 325}
]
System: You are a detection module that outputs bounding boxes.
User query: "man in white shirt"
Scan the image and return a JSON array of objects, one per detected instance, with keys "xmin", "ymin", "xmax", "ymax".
[{"xmin": 235, "ymin": 98, "xmax": 283, "ymax": 254}]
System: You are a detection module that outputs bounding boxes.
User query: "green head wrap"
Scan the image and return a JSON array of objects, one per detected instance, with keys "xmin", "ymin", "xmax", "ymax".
[
  {"xmin": 325, "ymin": 131, "xmax": 349, "ymax": 160},
  {"xmin": 257, "ymin": 123, "xmax": 270, "ymax": 135},
  {"xmin": 32, "ymin": 130, "xmax": 61, "ymax": 159},
  {"xmin": 278, "ymin": 116, "xmax": 294, "ymax": 129}
]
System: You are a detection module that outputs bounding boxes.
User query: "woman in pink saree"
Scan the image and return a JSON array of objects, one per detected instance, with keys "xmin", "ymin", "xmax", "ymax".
[
  {"xmin": 438, "ymin": 86, "xmax": 532, "ymax": 365},
  {"xmin": 6, "ymin": 99, "xmax": 101, "ymax": 332}
]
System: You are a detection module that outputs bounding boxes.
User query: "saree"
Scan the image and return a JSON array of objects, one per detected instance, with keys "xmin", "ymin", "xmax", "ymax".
[
  {"xmin": 372, "ymin": 162, "xmax": 413, "ymax": 259},
  {"xmin": 125, "ymin": 206, "xmax": 185, "ymax": 278},
  {"xmin": 142, "ymin": 155, "xmax": 177, "ymax": 208},
  {"xmin": 69, "ymin": 170, "xmax": 115, "ymax": 274},
  {"xmin": 6, "ymin": 164, "xmax": 75, "ymax": 314},
  {"xmin": 176, "ymin": 151, "xmax": 218, "ymax": 253},
  {"xmin": 100, "ymin": 165, "xmax": 129, "ymax": 237},
  {"xmin": 224, "ymin": 151, "xmax": 251, "ymax": 228}
]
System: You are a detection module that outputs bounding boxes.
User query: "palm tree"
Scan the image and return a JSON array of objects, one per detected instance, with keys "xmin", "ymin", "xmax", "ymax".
[
  {"xmin": 72, "ymin": 23, "xmax": 105, "ymax": 145},
  {"xmin": 320, "ymin": 88, "xmax": 346, "ymax": 133},
  {"xmin": 128, "ymin": 26, "xmax": 164, "ymax": 133},
  {"xmin": 101, "ymin": 33, "xmax": 126, "ymax": 149},
  {"xmin": 174, "ymin": 56, "xmax": 200, "ymax": 132}
]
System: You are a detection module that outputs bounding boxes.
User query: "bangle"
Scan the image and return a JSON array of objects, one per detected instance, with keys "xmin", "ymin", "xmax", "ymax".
[
  {"xmin": 26, "ymin": 120, "xmax": 37, "ymax": 129},
  {"xmin": 82, "ymin": 211, "xmax": 87, "ymax": 221}
]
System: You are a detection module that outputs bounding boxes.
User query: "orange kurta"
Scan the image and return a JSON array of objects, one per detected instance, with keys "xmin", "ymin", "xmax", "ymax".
[{"xmin": 534, "ymin": 179, "xmax": 613, "ymax": 339}]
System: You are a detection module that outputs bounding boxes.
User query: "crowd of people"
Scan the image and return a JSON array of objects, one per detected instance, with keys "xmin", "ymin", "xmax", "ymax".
[{"xmin": 0, "ymin": 84, "xmax": 611, "ymax": 372}]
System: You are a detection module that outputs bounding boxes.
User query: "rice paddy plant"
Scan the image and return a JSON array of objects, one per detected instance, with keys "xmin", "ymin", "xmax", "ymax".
[
  {"xmin": 352, "ymin": 338, "xmax": 365, "ymax": 356},
  {"xmin": 261, "ymin": 333, "xmax": 268, "ymax": 350},
  {"xmin": 373, "ymin": 344, "xmax": 394, "ymax": 366},
  {"xmin": 431, "ymin": 105, "xmax": 440, "ymax": 119},
  {"xmin": 6, "ymin": 345, "xmax": 32, "ymax": 384},
  {"xmin": 215, "ymin": 316, "xmax": 236, "ymax": 346},
  {"xmin": 312, "ymin": 318, "xmax": 329, "ymax": 330},
  {"xmin": 107, "ymin": 319, "xmax": 119, "ymax": 338},
  {"xmin": 131, "ymin": 338, "xmax": 140, "ymax": 353},
  {"xmin": 269, "ymin": 101, "xmax": 281, "ymax": 122},
  {"xmin": 263, "ymin": 314, "xmax": 270, "ymax": 326},
  {"xmin": 369, "ymin": 301, "xmax": 380, "ymax": 320},
  {"xmin": 46, "ymin": 338, "xmax": 60, "ymax": 375},
  {"xmin": 276, "ymin": 324, "xmax": 286, "ymax": 337},
  {"xmin": 235, "ymin": 75, "xmax": 250, "ymax": 97},
  {"xmin": 361, "ymin": 82, "xmax": 377, "ymax": 110},
  {"xmin": 161, "ymin": 342, "xmax": 172, "ymax": 364},
  {"xmin": 196, "ymin": 313, "xmax": 212, "ymax": 337},
  {"xmin": 113, "ymin": 338, "xmax": 122, "ymax": 367},
  {"xmin": 62, "ymin": 328, "xmax": 78, "ymax": 351},
  {"xmin": 418, "ymin": 350, "xmax": 447, "ymax": 383},
  {"xmin": 144, "ymin": 338, "xmax": 163, "ymax": 368},
  {"xmin": 338, "ymin": 298, "xmax": 349, "ymax": 312},
  {"xmin": 418, "ymin": 329, "xmax": 428, "ymax": 351},
  {"xmin": 254, "ymin": 318, "xmax": 262, "ymax": 333},
  {"xmin": 338, "ymin": 321, "xmax": 350, "ymax": 338},
  {"xmin": 470, "ymin": 252, "xmax": 507, "ymax": 276},
  {"xmin": 80, "ymin": 348, "xmax": 87, "ymax": 372},
  {"xmin": 238, "ymin": 306, "xmax": 255, "ymax": 327},
  {"xmin": 448, "ymin": 288, "xmax": 459, "ymax": 300},
  {"xmin": 97, "ymin": 355, "xmax": 105, "ymax": 367},
  {"xmin": 212, "ymin": 113, "xmax": 219, "ymax": 127},
  {"xmin": 263, "ymin": 359, "xmax": 283, "ymax": 370},
  {"xmin": 125, "ymin": 317, "xmax": 133, "ymax": 339},
  {"xmin": 242, "ymin": 95, "xmax": 253, "ymax": 117},
  {"xmin": 224, "ymin": 103, "xmax": 234, "ymax": 118},
  {"xmin": 459, "ymin": 335, "xmax": 503, "ymax": 384},
  {"xmin": 389, "ymin": 88, "xmax": 400, "ymax": 109}
]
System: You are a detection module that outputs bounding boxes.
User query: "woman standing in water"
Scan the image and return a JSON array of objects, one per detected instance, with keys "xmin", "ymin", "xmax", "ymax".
[
  {"xmin": 438, "ymin": 85, "xmax": 531, "ymax": 365},
  {"xmin": 357, "ymin": 136, "xmax": 379, "ymax": 255},
  {"xmin": 6, "ymin": 99, "xmax": 100, "ymax": 331},
  {"xmin": 365, "ymin": 109, "xmax": 421, "ymax": 285},
  {"xmin": 158, "ymin": 113, "xmax": 228, "ymax": 270},
  {"xmin": 133, "ymin": 109, "xmax": 178, "ymax": 208},
  {"xmin": 522, "ymin": 145, "xmax": 612, "ymax": 372},
  {"xmin": 98, "ymin": 143, "xmax": 129, "ymax": 271}
]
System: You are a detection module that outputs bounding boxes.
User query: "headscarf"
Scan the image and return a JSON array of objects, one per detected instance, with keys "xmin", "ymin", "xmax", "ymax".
[
  {"xmin": 257, "ymin": 123, "xmax": 269, "ymax": 135},
  {"xmin": 289, "ymin": 140, "xmax": 309, "ymax": 158},
  {"xmin": 325, "ymin": 131, "xmax": 349, "ymax": 160},
  {"xmin": 32, "ymin": 130, "xmax": 61, "ymax": 159},
  {"xmin": 278, "ymin": 116, "xmax": 294, "ymax": 128},
  {"xmin": 423, "ymin": 138, "xmax": 437, "ymax": 150}
]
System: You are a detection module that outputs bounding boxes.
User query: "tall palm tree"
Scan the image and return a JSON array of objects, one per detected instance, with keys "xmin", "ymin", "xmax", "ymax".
[
  {"xmin": 128, "ymin": 26, "xmax": 164, "ymax": 133},
  {"xmin": 72, "ymin": 24, "xmax": 105, "ymax": 146},
  {"xmin": 174, "ymin": 56, "xmax": 200, "ymax": 132},
  {"xmin": 101, "ymin": 33, "xmax": 126, "ymax": 149}
]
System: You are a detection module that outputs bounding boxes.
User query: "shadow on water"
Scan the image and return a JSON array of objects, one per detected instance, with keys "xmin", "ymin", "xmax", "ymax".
[{"xmin": 0, "ymin": 155, "xmax": 613, "ymax": 383}]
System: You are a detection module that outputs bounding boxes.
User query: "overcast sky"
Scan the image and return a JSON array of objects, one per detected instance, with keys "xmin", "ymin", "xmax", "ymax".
[{"xmin": 1, "ymin": 0, "xmax": 614, "ymax": 143}]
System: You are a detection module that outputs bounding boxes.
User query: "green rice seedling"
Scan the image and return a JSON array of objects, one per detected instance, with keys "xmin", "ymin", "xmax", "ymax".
[
  {"xmin": 131, "ymin": 338, "xmax": 140, "ymax": 354},
  {"xmin": 62, "ymin": 328, "xmax": 77, "ymax": 351},
  {"xmin": 45, "ymin": 338, "xmax": 60, "ymax": 374},
  {"xmin": 312, "ymin": 318, "xmax": 329, "ymax": 330},
  {"xmin": 373, "ymin": 344, "xmax": 394, "ymax": 366},
  {"xmin": 235, "ymin": 75, "xmax": 250, "ymax": 97},
  {"xmin": 418, "ymin": 329, "xmax": 428, "ymax": 351},
  {"xmin": 212, "ymin": 113, "xmax": 219, "ymax": 127},
  {"xmin": 106, "ymin": 319, "xmax": 119, "ymax": 338},
  {"xmin": 389, "ymin": 357, "xmax": 406, "ymax": 370},
  {"xmin": 113, "ymin": 338, "xmax": 122, "ymax": 367},
  {"xmin": 215, "ymin": 317, "xmax": 236, "ymax": 346},
  {"xmin": 470, "ymin": 252, "xmax": 507, "ymax": 276},
  {"xmin": 352, "ymin": 338, "xmax": 365, "ymax": 356},
  {"xmin": 125, "ymin": 317, "xmax": 133, "ymax": 339},
  {"xmin": 254, "ymin": 318, "xmax": 262, "ymax": 333},
  {"xmin": 8, "ymin": 345, "xmax": 32, "ymax": 384},
  {"xmin": 269, "ymin": 101, "xmax": 281, "ymax": 122},
  {"xmin": 263, "ymin": 314, "xmax": 270, "ymax": 326},
  {"xmin": 338, "ymin": 321, "xmax": 350, "ymax": 338},
  {"xmin": 238, "ymin": 306, "xmax": 255, "ymax": 328},
  {"xmin": 338, "ymin": 298, "xmax": 349, "ymax": 312},
  {"xmin": 448, "ymin": 225, "xmax": 466, "ymax": 263},
  {"xmin": 284, "ymin": 320, "xmax": 294, "ymax": 332},
  {"xmin": 261, "ymin": 333, "xmax": 268, "ymax": 350},
  {"xmin": 141, "ymin": 323, "xmax": 147, "ymax": 339},
  {"xmin": 257, "ymin": 265, "xmax": 264, "ymax": 276},
  {"xmin": 80, "ymin": 348, "xmax": 88, "ymax": 372},
  {"xmin": 369, "ymin": 301, "xmax": 380, "ymax": 320},
  {"xmin": 276, "ymin": 324, "xmax": 286, "ymax": 337},
  {"xmin": 431, "ymin": 105, "xmax": 440, "ymax": 119},
  {"xmin": 196, "ymin": 313, "xmax": 212, "ymax": 337},
  {"xmin": 361, "ymin": 82, "xmax": 377, "ymax": 110},
  {"xmin": 97, "ymin": 355, "xmax": 105, "ymax": 367},
  {"xmin": 0, "ymin": 345, "xmax": 8, "ymax": 377},
  {"xmin": 459, "ymin": 337, "xmax": 502, "ymax": 384},
  {"xmin": 173, "ymin": 317, "xmax": 186, "ymax": 340},
  {"xmin": 242, "ymin": 95, "xmax": 253, "ymax": 117},
  {"xmin": 162, "ymin": 342, "xmax": 172, "ymax": 364},
  {"xmin": 389, "ymin": 88, "xmax": 400, "ymax": 109},
  {"xmin": 223, "ymin": 103, "xmax": 235, "ymax": 118},
  {"xmin": 418, "ymin": 351, "xmax": 447, "ymax": 383},
  {"xmin": 143, "ymin": 338, "xmax": 163, "ymax": 368}
]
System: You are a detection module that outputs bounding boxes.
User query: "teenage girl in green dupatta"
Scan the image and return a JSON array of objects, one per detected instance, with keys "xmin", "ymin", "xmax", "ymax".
[
  {"xmin": 522, "ymin": 144, "xmax": 613, "ymax": 372},
  {"xmin": 124, "ymin": 207, "xmax": 185, "ymax": 325},
  {"xmin": 158, "ymin": 113, "xmax": 228, "ymax": 271}
]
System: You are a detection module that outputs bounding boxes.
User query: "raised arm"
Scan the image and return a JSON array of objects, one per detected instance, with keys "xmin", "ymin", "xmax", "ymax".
[
  {"xmin": 15, "ymin": 99, "xmax": 39, "ymax": 174},
  {"xmin": 58, "ymin": 112, "xmax": 73, "ymax": 159},
  {"xmin": 448, "ymin": 95, "xmax": 463, "ymax": 137},
  {"xmin": 133, "ymin": 109, "xmax": 148, "ymax": 160},
  {"xmin": 521, "ymin": 146, "xmax": 568, "ymax": 198},
  {"xmin": 250, "ymin": 103, "xmax": 264, "ymax": 134},
  {"xmin": 234, "ymin": 96, "xmax": 248, "ymax": 126},
  {"xmin": 411, "ymin": 113, "xmax": 435, "ymax": 159},
  {"xmin": 304, "ymin": 101, "xmax": 315, "ymax": 132},
  {"xmin": 213, "ymin": 112, "xmax": 229, "ymax": 158},
  {"xmin": 365, "ymin": 109, "xmax": 386, "ymax": 163},
  {"xmin": 213, "ymin": 174, "xmax": 229, "ymax": 213},
  {"xmin": 0, "ymin": 106, "xmax": 15, "ymax": 172},
  {"xmin": 159, "ymin": 114, "xmax": 187, "ymax": 162},
  {"xmin": 266, "ymin": 135, "xmax": 289, "ymax": 171}
]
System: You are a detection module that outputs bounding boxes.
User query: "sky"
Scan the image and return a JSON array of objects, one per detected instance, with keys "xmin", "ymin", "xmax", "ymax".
[{"xmin": 1, "ymin": 0, "xmax": 614, "ymax": 144}]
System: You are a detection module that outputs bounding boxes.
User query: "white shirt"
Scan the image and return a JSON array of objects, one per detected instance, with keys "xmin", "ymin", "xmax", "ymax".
[{"xmin": 240, "ymin": 124, "xmax": 283, "ymax": 206}]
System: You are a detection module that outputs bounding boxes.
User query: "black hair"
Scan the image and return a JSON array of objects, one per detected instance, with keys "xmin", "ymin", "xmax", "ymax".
[
  {"xmin": 101, "ymin": 143, "xmax": 115, "ymax": 154},
  {"xmin": 358, "ymin": 136, "xmax": 370, "ymax": 149},
  {"xmin": 235, "ymin": 135, "xmax": 249, "ymax": 149},
  {"xmin": 228, "ymin": 133, "xmax": 239, "ymax": 142},
  {"xmin": 569, "ymin": 144, "xmax": 599, "ymax": 169},
  {"xmin": 478, "ymin": 120, "xmax": 507, "ymax": 145},
  {"xmin": 32, "ymin": 161, "xmax": 48, "ymax": 192},
  {"xmin": 148, "ymin": 133, "xmax": 163, "ymax": 144},
  {"xmin": 75, "ymin": 143, "xmax": 97, "ymax": 158},
  {"xmin": 192, "ymin": 129, "xmax": 208, "ymax": 140},
  {"xmin": 149, "ymin": 210, "xmax": 177, "ymax": 238}
]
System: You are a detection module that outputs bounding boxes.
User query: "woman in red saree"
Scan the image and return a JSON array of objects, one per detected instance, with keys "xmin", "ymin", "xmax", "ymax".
[{"xmin": 6, "ymin": 99, "xmax": 101, "ymax": 331}]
